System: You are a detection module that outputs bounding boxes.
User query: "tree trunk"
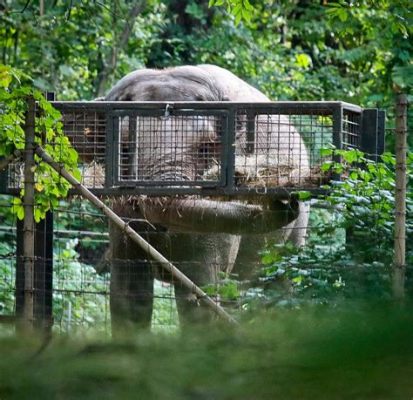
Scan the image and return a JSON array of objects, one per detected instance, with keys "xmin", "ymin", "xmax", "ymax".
[{"xmin": 95, "ymin": 2, "xmax": 145, "ymax": 97}]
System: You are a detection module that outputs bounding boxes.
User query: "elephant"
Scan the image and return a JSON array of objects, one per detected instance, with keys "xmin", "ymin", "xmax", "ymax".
[{"xmin": 102, "ymin": 64, "xmax": 310, "ymax": 334}]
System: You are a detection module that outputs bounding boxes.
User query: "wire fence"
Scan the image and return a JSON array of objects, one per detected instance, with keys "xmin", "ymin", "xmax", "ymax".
[{"xmin": 0, "ymin": 100, "xmax": 390, "ymax": 335}]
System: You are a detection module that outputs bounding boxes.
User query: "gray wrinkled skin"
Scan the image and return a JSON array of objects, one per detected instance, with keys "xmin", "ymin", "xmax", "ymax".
[{"xmin": 105, "ymin": 65, "xmax": 309, "ymax": 334}]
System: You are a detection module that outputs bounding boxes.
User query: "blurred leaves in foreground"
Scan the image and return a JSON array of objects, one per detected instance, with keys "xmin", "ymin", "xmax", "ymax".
[{"xmin": 1, "ymin": 303, "xmax": 413, "ymax": 399}]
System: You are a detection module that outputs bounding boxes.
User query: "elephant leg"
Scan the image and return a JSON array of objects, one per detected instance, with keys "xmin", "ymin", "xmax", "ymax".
[
  {"xmin": 287, "ymin": 202, "xmax": 310, "ymax": 247},
  {"xmin": 110, "ymin": 258, "xmax": 154, "ymax": 336},
  {"xmin": 170, "ymin": 233, "xmax": 240, "ymax": 325},
  {"xmin": 233, "ymin": 234, "xmax": 267, "ymax": 281},
  {"xmin": 174, "ymin": 281, "xmax": 216, "ymax": 325},
  {"xmin": 109, "ymin": 217, "xmax": 156, "ymax": 337}
]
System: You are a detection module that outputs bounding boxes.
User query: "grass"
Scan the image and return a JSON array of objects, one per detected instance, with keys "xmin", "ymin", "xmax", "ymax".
[{"xmin": 1, "ymin": 302, "xmax": 413, "ymax": 399}]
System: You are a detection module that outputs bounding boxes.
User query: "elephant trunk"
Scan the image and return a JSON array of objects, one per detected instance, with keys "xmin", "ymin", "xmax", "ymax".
[{"xmin": 138, "ymin": 196, "xmax": 299, "ymax": 234}]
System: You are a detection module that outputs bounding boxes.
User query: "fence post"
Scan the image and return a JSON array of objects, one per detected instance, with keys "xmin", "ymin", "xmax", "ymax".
[
  {"xmin": 393, "ymin": 93, "xmax": 408, "ymax": 300},
  {"xmin": 16, "ymin": 94, "xmax": 55, "ymax": 334},
  {"xmin": 16, "ymin": 95, "xmax": 36, "ymax": 333}
]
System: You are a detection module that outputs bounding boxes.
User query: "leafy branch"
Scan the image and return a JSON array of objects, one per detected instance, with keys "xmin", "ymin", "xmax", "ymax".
[
  {"xmin": 0, "ymin": 64, "xmax": 80, "ymax": 222},
  {"xmin": 209, "ymin": 0, "xmax": 254, "ymax": 25},
  {"xmin": 253, "ymin": 148, "xmax": 413, "ymax": 307}
]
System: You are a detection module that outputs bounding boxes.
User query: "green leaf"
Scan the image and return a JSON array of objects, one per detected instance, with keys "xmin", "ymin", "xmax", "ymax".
[
  {"xmin": 295, "ymin": 53, "xmax": 312, "ymax": 69},
  {"xmin": 320, "ymin": 148, "xmax": 333, "ymax": 157},
  {"xmin": 16, "ymin": 205, "xmax": 24, "ymax": 220},
  {"xmin": 297, "ymin": 191, "xmax": 311, "ymax": 200},
  {"xmin": 321, "ymin": 161, "xmax": 333, "ymax": 172},
  {"xmin": 392, "ymin": 65, "xmax": 413, "ymax": 89},
  {"xmin": 0, "ymin": 65, "xmax": 12, "ymax": 88}
]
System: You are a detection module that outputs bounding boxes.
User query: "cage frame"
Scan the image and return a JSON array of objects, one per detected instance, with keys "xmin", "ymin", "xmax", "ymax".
[{"xmin": 1, "ymin": 100, "xmax": 385, "ymax": 198}]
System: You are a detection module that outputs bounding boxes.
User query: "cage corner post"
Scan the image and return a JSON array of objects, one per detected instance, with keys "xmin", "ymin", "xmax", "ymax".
[{"xmin": 15, "ymin": 95, "xmax": 54, "ymax": 335}]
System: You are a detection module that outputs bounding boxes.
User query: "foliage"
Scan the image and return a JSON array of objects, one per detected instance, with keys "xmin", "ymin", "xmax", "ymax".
[
  {"xmin": 0, "ymin": 64, "xmax": 80, "ymax": 222},
  {"xmin": 0, "ymin": 0, "xmax": 165, "ymax": 98},
  {"xmin": 203, "ymin": 272, "xmax": 241, "ymax": 301},
  {"xmin": 209, "ymin": 0, "xmax": 254, "ymax": 25},
  {"xmin": 144, "ymin": 0, "xmax": 412, "ymax": 115},
  {"xmin": 1, "ymin": 0, "xmax": 411, "ymax": 111},
  {"xmin": 253, "ymin": 148, "xmax": 413, "ymax": 307}
]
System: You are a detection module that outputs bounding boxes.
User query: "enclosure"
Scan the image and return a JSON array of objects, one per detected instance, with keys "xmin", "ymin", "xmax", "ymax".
[{"xmin": 0, "ymin": 100, "xmax": 385, "ymax": 334}]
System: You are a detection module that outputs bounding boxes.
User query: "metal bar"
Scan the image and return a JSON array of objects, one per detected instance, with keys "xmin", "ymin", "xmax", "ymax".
[
  {"xmin": 15, "ymin": 217, "xmax": 24, "ymax": 321},
  {"xmin": 332, "ymin": 104, "xmax": 343, "ymax": 181},
  {"xmin": 46, "ymin": 92, "xmax": 56, "ymax": 101},
  {"xmin": 4, "ymin": 181, "xmax": 329, "ymax": 199},
  {"xmin": 246, "ymin": 110, "xmax": 255, "ymax": 154},
  {"xmin": 128, "ymin": 114, "xmax": 137, "ymax": 180},
  {"xmin": 0, "ymin": 225, "xmax": 109, "ymax": 237},
  {"xmin": 105, "ymin": 114, "xmax": 116, "ymax": 188},
  {"xmin": 86, "ymin": 186, "xmax": 328, "ymax": 198},
  {"xmin": 377, "ymin": 110, "xmax": 386, "ymax": 156},
  {"xmin": 51, "ymin": 100, "xmax": 362, "ymax": 112},
  {"xmin": 361, "ymin": 109, "xmax": 379, "ymax": 161},
  {"xmin": 225, "ymin": 105, "xmax": 236, "ymax": 191}
]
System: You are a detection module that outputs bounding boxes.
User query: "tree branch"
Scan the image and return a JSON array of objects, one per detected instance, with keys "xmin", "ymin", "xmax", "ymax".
[{"xmin": 96, "ymin": 1, "xmax": 145, "ymax": 96}]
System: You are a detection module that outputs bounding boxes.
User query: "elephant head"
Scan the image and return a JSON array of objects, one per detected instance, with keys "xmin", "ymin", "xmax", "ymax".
[{"xmin": 105, "ymin": 65, "xmax": 308, "ymax": 235}]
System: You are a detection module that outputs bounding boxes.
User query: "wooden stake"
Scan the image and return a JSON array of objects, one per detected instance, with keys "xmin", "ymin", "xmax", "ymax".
[
  {"xmin": 35, "ymin": 145, "xmax": 238, "ymax": 325},
  {"xmin": 21, "ymin": 96, "xmax": 36, "ymax": 331},
  {"xmin": 393, "ymin": 93, "xmax": 408, "ymax": 300}
]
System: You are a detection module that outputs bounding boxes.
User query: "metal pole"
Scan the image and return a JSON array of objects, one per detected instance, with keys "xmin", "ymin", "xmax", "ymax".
[{"xmin": 393, "ymin": 93, "xmax": 408, "ymax": 300}]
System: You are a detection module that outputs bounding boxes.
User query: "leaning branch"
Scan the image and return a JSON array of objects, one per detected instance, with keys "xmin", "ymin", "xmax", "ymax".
[{"xmin": 35, "ymin": 144, "xmax": 238, "ymax": 325}]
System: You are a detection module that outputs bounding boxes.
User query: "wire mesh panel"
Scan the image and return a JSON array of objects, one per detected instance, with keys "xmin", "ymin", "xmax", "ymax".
[
  {"xmin": 342, "ymin": 110, "xmax": 362, "ymax": 149},
  {"xmin": 231, "ymin": 108, "xmax": 334, "ymax": 190},
  {"xmin": 113, "ymin": 110, "xmax": 227, "ymax": 187},
  {"xmin": 60, "ymin": 108, "xmax": 107, "ymax": 189}
]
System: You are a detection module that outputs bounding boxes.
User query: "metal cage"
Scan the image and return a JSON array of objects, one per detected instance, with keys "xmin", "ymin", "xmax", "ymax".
[{"xmin": 1, "ymin": 101, "xmax": 385, "ymax": 198}]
